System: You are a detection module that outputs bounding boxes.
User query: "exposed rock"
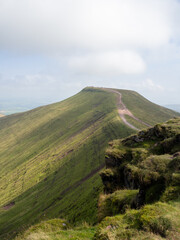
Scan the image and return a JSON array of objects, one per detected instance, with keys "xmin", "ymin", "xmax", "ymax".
[{"xmin": 99, "ymin": 118, "xmax": 180, "ymax": 219}]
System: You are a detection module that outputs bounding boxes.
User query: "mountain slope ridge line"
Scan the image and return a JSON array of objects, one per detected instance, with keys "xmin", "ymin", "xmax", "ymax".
[
  {"xmin": 103, "ymin": 88, "xmax": 151, "ymax": 130},
  {"xmin": 0, "ymin": 87, "xmax": 179, "ymax": 239}
]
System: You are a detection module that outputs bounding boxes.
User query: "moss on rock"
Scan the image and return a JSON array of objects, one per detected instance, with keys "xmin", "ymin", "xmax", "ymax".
[
  {"xmin": 95, "ymin": 202, "xmax": 180, "ymax": 239},
  {"xmin": 100, "ymin": 118, "xmax": 180, "ymax": 208},
  {"xmin": 96, "ymin": 118, "xmax": 180, "ymax": 239},
  {"xmin": 98, "ymin": 190, "xmax": 138, "ymax": 221}
]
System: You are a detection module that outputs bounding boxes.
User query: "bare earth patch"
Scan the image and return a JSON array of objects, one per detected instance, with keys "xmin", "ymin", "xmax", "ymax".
[
  {"xmin": 3, "ymin": 201, "xmax": 15, "ymax": 210},
  {"xmin": 103, "ymin": 88, "xmax": 151, "ymax": 130}
]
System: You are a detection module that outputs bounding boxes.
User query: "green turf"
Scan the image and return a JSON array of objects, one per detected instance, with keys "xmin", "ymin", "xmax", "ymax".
[
  {"xmin": 14, "ymin": 219, "xmax": 96, "ymax": 240},
  {"xmin": 116, "ymin": 89, "xmax": 179, "ymax": 125},
  {"xmin": 0, "ymin": 87, "xmax": 179, "ymax": 239}
]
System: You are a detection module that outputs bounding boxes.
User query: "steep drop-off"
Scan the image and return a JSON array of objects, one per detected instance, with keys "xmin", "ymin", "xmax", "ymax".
[{"xmin": 96, "ymin": 117, "xmax": 180, "ymax": 239}]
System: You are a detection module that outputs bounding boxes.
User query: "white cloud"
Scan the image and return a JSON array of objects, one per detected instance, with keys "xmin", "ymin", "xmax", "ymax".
[
  {"xmin": 22, "ymin": 74, "xmax": 55, "ymax": 86},
  {"xmin": 142, "ymin": 79, "xmax": 164, "ymax": 91},
  {"xmin": 1, "ymin": 74, "xmax": 56, "ymax": 87},
  {"xmin": 109, "ymin": 78, "xmax": 164, "ymax": 92},
  {"xmin": 68, "ymin": 51, "xmax": 146, "ymax": 76},
  {"xmin": 0, "ymin": 0, "xmax": 180, "ymax": 82},
  {"xmin": 0, "ymin": 0, "xmax": 176, "ymax": 52}
]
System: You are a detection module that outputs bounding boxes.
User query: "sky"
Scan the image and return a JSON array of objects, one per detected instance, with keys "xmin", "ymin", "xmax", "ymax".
[{"xmin": 0, "ymin": 0, "xmax": 180, "ymax": 108}]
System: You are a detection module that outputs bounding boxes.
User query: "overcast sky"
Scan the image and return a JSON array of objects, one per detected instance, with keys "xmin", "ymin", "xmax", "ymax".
[{"xmin": 0, "ymin": 0, "xmax": 180, "ymax": 107}]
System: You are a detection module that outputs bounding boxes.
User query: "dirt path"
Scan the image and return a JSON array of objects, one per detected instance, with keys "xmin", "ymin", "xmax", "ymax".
[{"xmin": 103, "ymin": 88, "xmax": 151, "ymax": 131}]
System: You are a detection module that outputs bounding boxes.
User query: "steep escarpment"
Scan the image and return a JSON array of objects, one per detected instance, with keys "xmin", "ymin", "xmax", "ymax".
[{"xmin": 96, "ymin": 118, "xmax": 180, "ymax": 239}]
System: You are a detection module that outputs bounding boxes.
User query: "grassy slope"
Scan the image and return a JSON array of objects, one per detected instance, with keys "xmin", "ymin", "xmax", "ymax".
[
  {"xmin": 117, "ymin": 89, "xmax": 179, "ymax": 128},
  {"xmin": 95, "ymin": 201, "xmax": 180, "ymax": 240},
  {"xmin": 0, "ymin": 87, "xmax": 179, "ymax": 239},
  {"xmin": 14, "ymin": 219, "xmax": 96, "ymax": 240},
  {"xmin": 0, "ymin": 88, "xmax": 134, "ymax": 239},
  {"xmin": 14, "ymin": 201, "xmax": 180, "ymax": 240},
  {"xmin": 14, "ymin": 118, "xmax": 180, "ymax": 240}
]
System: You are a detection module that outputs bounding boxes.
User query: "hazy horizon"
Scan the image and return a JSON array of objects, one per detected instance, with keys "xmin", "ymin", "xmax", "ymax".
[
  {"xmin": 0, "ymin": 87, "xmax": 180, "ymax": 115},
  {"xmin": 0, "ymin": 0, "xmax": 180, "ymax": 107}
]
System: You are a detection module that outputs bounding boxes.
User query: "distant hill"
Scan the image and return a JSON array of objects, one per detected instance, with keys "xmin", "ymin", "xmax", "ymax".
[
  {"xmin": 165, "ymin": 104, "xmax": 180, "ymax": 113},
  {"xmin": 0, "ymin": 87, "xmax": 179, "ymax": 239}
]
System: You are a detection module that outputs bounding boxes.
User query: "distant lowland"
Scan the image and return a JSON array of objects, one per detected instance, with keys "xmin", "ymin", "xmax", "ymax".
[
  {"xmin": 0, "ymin": 100, "xmax": 48, "ymax": 115},
  {"xmin": 0, "ymin": 109, "xmax": 28, "ymax": 116},
  {"xmin": 165, "ymin": 104, "xmax": 180, "ymax": 113},
  {"xmin": 1, "ymin": 100, "xmax": 179, "ymax": 117}
]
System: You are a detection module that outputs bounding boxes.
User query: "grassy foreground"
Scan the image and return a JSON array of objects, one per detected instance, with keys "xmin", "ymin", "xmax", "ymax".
[
  {"xmin": 14, "ymin": 202, "xmax": 180, "ymax": 240},
  {"xmin": 14, "ymin": 219, "xmax": 96, "ymax": 240},
  {"xmin": 0, "ymin": 87, "xmax": 179, "ymax": 239}
]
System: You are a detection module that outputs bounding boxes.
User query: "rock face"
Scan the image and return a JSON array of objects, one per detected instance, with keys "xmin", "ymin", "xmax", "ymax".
[
  {"xmin": 99, "ymin": 117, "xmax": 180, "ymax": 219},
  {"xmin": 95, "ymin": 118, "xmax": 180, "ymax": 239}
]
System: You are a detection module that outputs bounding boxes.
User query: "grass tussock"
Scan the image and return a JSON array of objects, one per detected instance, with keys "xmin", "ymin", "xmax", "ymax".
[
  {"xmin": 14, "ymin": 219, "xmax": 95, "ymax": 240},
  {"xmin": 95, "ymin": 117, "xmax": 180, "ymax": 240}
]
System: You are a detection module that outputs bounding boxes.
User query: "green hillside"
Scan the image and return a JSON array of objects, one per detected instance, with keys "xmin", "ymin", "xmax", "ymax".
[
  {"xmin": 0, "ymin": 87, "xmax": 179, "ymax": 239},
  {"xmin": 114, "ymin": 89, "xmax": 179, "ymax": 128},
  {"xmin": 14, "ymin": 117, "xmax": 180, "ymax": 240}
]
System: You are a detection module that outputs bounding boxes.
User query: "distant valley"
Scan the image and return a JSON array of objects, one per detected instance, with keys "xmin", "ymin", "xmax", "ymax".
[
  {"xmin": 165, "ymin": 104, "xmax": 180, "ymax": 113},
  {"xmin": 0, "ymin": 100, "xmax": 48, "ymax": 115}
]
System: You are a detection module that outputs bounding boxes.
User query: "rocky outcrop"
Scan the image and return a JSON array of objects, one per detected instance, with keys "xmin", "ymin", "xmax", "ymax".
[{"xmin": 99, "ymin": 118, "xmax": 180, "ymax": 219}]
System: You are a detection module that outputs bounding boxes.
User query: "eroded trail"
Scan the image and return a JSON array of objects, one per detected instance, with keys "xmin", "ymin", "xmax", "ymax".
[{"xmin": 104, "ymin": 88, "xmax": 151, "ymax": 131}]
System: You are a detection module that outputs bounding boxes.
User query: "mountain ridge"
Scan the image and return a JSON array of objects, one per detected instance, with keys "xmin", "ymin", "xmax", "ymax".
[{"xmin": 0, "ymin": 87, "xmax": 179, "ymax": 239}]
